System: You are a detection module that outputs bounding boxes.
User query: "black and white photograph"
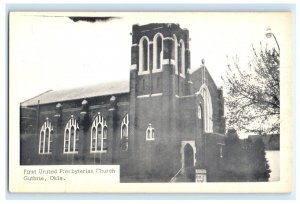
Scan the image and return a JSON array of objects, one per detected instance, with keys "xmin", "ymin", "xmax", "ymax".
[{"xmin": 9, "ymin": 12, "xmax": 292, "ymax": 192}]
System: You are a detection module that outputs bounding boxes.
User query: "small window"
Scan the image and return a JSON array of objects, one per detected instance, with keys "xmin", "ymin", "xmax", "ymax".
[
  {"xmin": 90, "ymin": 113, "xmax": 108, "ymax": 153},
  {"xmin": 147, "ymin": 129, "xmax": 151, "ymax": 140},
  {"xmin": 197, "ymin": 104, "xmax": 202, "ymax": 119},
  {"xmin": 220, "ymin": 146, "xmax": 223, "ymax": 158},
  {"xmin": 146, "ymin": 123, "xmax": 155, "ymax": 141},
  {"xmin": 39, "ymin": 119, "xmax": 53, "ymax": 154},
  {"xmin": 219, "ymin": 144, "xmax": 224, "ymax": 158}
]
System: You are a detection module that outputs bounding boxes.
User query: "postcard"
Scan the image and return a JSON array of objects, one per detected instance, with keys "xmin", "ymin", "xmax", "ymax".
[{"xmin": 9, "ymin": 12, "xmax": 292, "ymax": 193}]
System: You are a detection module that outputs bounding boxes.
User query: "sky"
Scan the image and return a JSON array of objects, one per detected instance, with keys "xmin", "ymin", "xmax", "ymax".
[{"xmin": 10, "ymin": 12, "xmax": 287, "ymax": 103}]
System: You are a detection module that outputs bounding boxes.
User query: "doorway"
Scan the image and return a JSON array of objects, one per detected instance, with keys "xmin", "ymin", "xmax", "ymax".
[{"xmin": 184, "ymin": 143, "xmax": 194, "ymax": 168}]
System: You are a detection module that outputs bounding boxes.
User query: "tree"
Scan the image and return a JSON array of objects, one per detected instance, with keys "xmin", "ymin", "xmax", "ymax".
[
  {"xmin": 246, "ymin": 137, "xmax": 271, "ymax": 181},
  {"xmin": 223, "ymin": 46, "xmax": 280, "ymax": 134},
  {"xmin": 221, "ymin": 129, "xmax": 249, "ymax": 182},
  {"xmin": 221, "ymin": 129, "xmax": 271, "ymax": 182}
]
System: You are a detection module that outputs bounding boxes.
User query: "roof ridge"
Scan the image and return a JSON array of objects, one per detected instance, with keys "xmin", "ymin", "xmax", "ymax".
[
  {"xmin": 21, "ymin": 80, "xmax": 130, "ymax": 106},
  {"xmin": 52, "ymin": 80, "xmax": 129, "ymax": 92}
]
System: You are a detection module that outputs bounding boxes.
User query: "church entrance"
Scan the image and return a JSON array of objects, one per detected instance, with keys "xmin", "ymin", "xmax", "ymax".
[
  {"xmin": 184, "ymin": 143, "xmax": 194, "ymax": 168},
  {"xmin": 183, "ymin": 143, "xmax": 195, "ymax": 181}
]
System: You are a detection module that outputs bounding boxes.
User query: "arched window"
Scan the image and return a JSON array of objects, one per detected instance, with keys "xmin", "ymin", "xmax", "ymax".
[
  {"xmin": 146, "ymin": 123, "xmax": 155, "ymax": 141},
  {"xmin": 139, "ymin": 36, "xmax": 149, "ymax": 74},
  {"xmin": 120, "ymin": 114, "xmax": 129, "ymax": 151},
  {"xmin": 178, "ymin": 40, "xmax": 185, "ymax": 76},
  {"xmin": 153, "ymin": 33, "xmax": 163, "ymax": 71},
  {"xmin": 90, "ymin": 113, "xmax": 108, "ymax": 152},
  {"xmin": 173, "ymin": 34, "xmax": 178, "ymax": 74},
  {"xmin": 197, "ymin": 104, "xmax": 202, "ymax": 119},
  {"xmin": 64, "ymin": 116, "xmax": 79, "ymax": 153},
  {"xmin": 199, "ymin": 84, "xmax": 213, "ymax": 132},
  {"xmin": 178, "ymin": 43, "xmax": 182, "ymax": 74},
  {"xmin": 39, "ymin": 119, "xmax": 53, "ymax": 154}
]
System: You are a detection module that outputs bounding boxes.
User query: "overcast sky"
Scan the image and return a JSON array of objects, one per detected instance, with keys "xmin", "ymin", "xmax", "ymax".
[{"xmin": 10, "ymin": 12, "xmax": 287, "ymax": 103}]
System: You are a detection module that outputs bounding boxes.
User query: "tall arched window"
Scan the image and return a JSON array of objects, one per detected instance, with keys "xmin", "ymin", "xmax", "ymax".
[
  {"xmin": 139, "ymin": 36, "xmax": 149, "ymax": 74},
  {"xmin": 120, "ymin": 114, "xmax": 129, "ymax": 151},
  {"xmin": 39, "ymin": 119, "xmax": 53, "ymax": 154},
  {"xmin": 153, "ymin": 33, "xmax": 163, "ymax": 71},
  {"xmin": 178, "ymin": 40, "xmax": 185, "ymax": 76},
  {"xmin": 173, "ymin": 34, "xmax": 178, "ymax": 74},
  {"xmin": 90, "ymin": 113, "xmax": 108, "ymax": 152},
  {"xmin": 178, "ymin": 42, "xmax": 182, "ymax": 74},
  {"xmin": 199, "ymin": 84, "xmax": 213, "ymax": 132},
  {"xmin": 64, "ymin": 116, "xmax": 79, "ymax": 153}
]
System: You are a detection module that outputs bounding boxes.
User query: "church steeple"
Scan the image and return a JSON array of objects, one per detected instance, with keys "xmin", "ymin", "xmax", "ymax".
[{"xmin": 130, "ymin": 23, "xmax": 190, "ymax": 97}]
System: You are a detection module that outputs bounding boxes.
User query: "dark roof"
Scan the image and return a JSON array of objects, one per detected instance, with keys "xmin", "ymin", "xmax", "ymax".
[{"xmin": 21, "ymin": 80, "xmax": 129, "ymax": 106}]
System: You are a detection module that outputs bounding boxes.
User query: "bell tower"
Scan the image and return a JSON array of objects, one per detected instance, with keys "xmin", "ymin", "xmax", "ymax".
[
  {"xmin": 130, "ymin": 23, "xmax": 191, "ymax": 98},
  {"xmin": 127, "ymin": 23, "xmax": 193, "ymax": 180}
]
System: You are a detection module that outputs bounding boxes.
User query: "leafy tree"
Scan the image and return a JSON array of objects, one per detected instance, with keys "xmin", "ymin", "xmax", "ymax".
[
  {"xmin": 221, "ymin": 129, "xmax": 249, "ymax": 181},
  {"xmin": 221, "ymin": 129, "xmax": 271, "ymax": 182},
  {"xmin": 246, "ymin": 137, "xmax": 271, "ymax": 181},
  {"xmin": 223, "ymin": 47, "xmax": 280, "ymax": 134}
]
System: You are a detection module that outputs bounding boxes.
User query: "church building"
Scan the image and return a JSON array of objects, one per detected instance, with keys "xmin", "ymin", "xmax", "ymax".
[{"xmin": 20, "ymin": 23, "xmax": 226, "ymax": 182}]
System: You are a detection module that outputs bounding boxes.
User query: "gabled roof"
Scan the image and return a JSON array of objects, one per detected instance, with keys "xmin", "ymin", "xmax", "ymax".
[
  {"xmin": 21, "ymin": 80, "xmax": 129, "ymax": 107},
  {"xmin": 190, "ymin": 65, "xmax": 219, "ymax": 92}
]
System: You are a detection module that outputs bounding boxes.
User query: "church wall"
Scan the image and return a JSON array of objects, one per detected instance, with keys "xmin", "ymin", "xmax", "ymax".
[
  {"xmin": 20, "ymin": 107, "xmax": 37, "ymax": 165},
  {"xmin": 20, "ymin": 93, "xmax": 130, "ymax": 166},
  {"xmin": 203, "ymin": 133, "xmax": 226, "ymax": 182}
]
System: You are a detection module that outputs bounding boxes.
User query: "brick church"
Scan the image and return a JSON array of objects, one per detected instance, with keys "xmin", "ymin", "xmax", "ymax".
[{"xmin": 20, "ymin": 23, "xmax": 226, "ymax": 182}]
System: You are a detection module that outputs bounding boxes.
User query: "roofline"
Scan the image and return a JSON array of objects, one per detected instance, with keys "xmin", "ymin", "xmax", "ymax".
[
  {"xmin": 190, "ymin": 66, "xmax": 202, "ymax": 74},
  {"xmin": 21, "ymin": 90, "xmax": 130, "ymax": 107},
  {"xmin": 190, "ymin": 65, "xmax": 218, "ymax": 90},
  {"xmin": 20, "ymin": 90, "xmax": 53, "ymax": 105}
]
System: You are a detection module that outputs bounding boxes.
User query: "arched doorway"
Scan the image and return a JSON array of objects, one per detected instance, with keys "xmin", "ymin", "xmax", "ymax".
[
  {"xmin": 183, "ymin": 144, "xmax": 195, "ymax": 181},
  {"xmin": 184, "ymin": 143, "xmax": 194, "ymax": 168}
]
